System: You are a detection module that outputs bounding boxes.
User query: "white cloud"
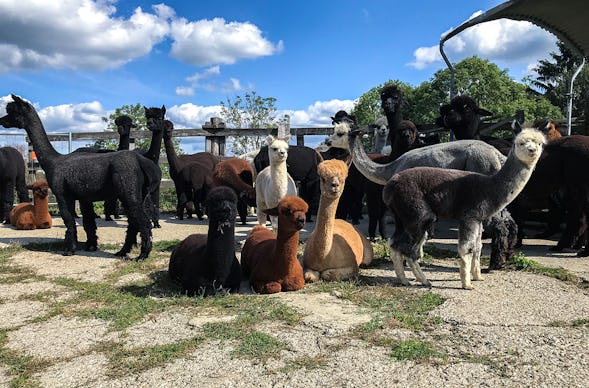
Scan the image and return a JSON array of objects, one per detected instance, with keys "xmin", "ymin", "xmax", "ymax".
[
  {"xmin": 409, "ymin": 13, "xmax": 558, "ymax": 70},
  {"xmin": 169, "ymin": 17, "xmax": 283, "ymax": 66},
  {"xmin": 166, "ymin": 103, "xmax": 223, "ymax": 129},
  {"xmin": 0, "ymin": 1, "xmax": 282, "ymax": 73},
  {"xmin": 280, "ymin": 99, "xmax": 357, "ymax": 127},
  {"xmin": 0, "ymin": 1, "xmax": 171, "ymax": 72},
  {"xmin": 176, "ymin": 66, "xmax": 243, "ymax": 96}
]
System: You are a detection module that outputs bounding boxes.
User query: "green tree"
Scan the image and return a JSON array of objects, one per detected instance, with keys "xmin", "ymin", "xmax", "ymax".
[
  {"xmin": 219, "ymin": 92, "xmax": 286, "ymax": 155},
  {"xmin": 528, "ymin": 41, "xmax": 589, "ymax": 126},
  {"xmin": 97, "ymin": 103, "xmax": 147, "ymax": 150}
]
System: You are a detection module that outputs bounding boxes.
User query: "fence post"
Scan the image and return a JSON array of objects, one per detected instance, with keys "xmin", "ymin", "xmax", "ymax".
[{"xmin": 203, "ymin": 117, "xmax": 226, "ymax": 156}]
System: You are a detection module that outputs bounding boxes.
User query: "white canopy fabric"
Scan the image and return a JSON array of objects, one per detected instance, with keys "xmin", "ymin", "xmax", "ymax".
[{"xmin": 441, "ymin": 0, "xmax": 588, "ymax": 57}]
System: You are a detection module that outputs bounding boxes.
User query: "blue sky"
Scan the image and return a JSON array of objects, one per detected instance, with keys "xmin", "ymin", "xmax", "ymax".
[{"xmin": 0, "ymin": 0, "xmax": 558, "ymax": 152}]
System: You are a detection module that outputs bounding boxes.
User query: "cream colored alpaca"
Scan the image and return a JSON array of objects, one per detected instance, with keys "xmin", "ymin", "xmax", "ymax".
[
  {"xmin": 303, "ymin": 159, "xmax": 373, "ymax": 282},
  {"xmin": 255, "ymin": 135, "xmax": 297, "ymax": 233}
]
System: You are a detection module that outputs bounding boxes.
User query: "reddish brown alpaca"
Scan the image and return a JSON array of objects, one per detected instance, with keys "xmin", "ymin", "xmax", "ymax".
[
  {"xmin": 213, "ymin": 157, "xmax": 256, "ymax": 225},
  {"xmin": 241, "ymin": 196, "xmax": 308, "ymax": 294},
  {"xmin": 9, "ymin": 180, "xmax": 52, "ymax": 230}
]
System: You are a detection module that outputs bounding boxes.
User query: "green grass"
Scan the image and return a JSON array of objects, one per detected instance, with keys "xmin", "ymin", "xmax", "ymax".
[
  {"xmin": 390, "ymin": 339, "xmax": 445, "ymax": 362},
  {"xmin": 506, "ymin": 253, "xmax": 578, "ymax": 283},
  {"xmin": 0, "ymin": 329, "xmax": 48, "ymax": 387}
]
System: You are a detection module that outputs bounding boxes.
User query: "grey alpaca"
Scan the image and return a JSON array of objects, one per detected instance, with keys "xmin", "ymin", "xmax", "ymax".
[
  {"xmin": 384, "ymin": 129, "xmax": 545, "ymax": 289},
  {"xmin": 0, "ymin": 146, "xmax": 30, "ymax": 223},
  {"xmin": 0, "ymin": 95, "xmax": 158, "ymax": 261},
  {"xmin": 348, "ymin": 124, "xmax": 518, "ymax": 269},
  {"xmin": 168, "ymin": 186, "xmax": 242, "ymax": 296}
]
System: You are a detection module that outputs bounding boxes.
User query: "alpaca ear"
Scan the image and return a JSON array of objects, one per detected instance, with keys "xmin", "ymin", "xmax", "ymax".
[
  {"xmin": 283, "ymin": 134, "xmax": 292, "ymax": 143},
  {"xmin": 265, "ymin": 135, "xmax": 275, "ymax": 146},
  {"xmin": 511, "ymin": 119, "xmax": 523, "ymax": 133},
  {"xmin": 161, "ymin": 105, "xmax": 166, "ymax": 115},
  {"xmin": 263, "ymin": 207, "xmax": 279, "ymax": 217}
]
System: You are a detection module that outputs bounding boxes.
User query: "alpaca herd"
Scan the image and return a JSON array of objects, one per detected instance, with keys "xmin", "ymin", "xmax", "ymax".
[{"xmin": 0, "ymin": 88, "xmax": 583, "ymax": 294}]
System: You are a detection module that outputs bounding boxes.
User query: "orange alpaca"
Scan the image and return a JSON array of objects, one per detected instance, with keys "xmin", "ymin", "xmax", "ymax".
[
  {"xmin": 534, "ymin": 119, "xmax": 562, "ymax": 141},
  {"xmin": 241, "ymin": 196, "xmax": 308, "ymax": 294},
  {"xmin": 9, "ymin": 180, "xmax": 52, "ymax": 230}
]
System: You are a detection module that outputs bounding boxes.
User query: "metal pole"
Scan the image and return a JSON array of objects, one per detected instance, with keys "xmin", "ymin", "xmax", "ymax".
[
  {"xmin": 68, "ymin": 132, "xmax": 72, "ymax": 153},
  {"xmin": 439, "ymin": 40, "xmax": 456, "ymax": 100},
  {"xmin": 567, "ymin": 58, "xmax": 585, "ymax": 135}
]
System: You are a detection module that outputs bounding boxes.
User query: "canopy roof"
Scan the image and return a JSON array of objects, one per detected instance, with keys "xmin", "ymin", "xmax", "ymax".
[{"xmin": 441, "ymin": 0, "xmax": 588, "ymax": 58}]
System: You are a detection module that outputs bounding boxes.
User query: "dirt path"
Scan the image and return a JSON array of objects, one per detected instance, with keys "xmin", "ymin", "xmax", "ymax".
[{"xmin": 0, "ymin": 215, "xmax": 588, "ymax": 387}]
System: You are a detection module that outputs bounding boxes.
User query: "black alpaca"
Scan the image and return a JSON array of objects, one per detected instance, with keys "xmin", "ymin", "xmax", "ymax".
[
  {"xmin": 254, "ymin": 144, "xmax": 322, "ymax": 221},
  {"xmin": 168, "ymin": 186, "xmax": 242, "ymax": 296},
  {"xmin": 162, "ymin": 120, "xmax": 217, "ymax": 220},
  {"xmin": 0, "ymin": 95, "xmax": 157, "ymax": 261},
  {"xmin": 141, "ymin": 106, "xmax": 166, "ymax": 228},
  {"xmin": 0, "ymin": 146, "xmax": 30, "ymax": 224}
]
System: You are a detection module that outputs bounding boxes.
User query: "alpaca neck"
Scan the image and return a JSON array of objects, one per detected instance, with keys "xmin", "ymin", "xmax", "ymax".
[
  {"xmin": 163, "ymin": 137, "xmax": 183, "ymax": 174},
  {"xmin": 350, "ymin": 134, "xmax": 399, "ymax": 185},
  {"xmin": 206, "ymin": 221, "xmax": 236, "ymax": 277},
  {"xmin": 23, "ymin": 110, "xmax": 60, "ymax": 169},
  {"xmin": 118, "ymin": 134, "xmax": 130, "ymax": 151},
  {"xmin": 487, "ymin": 151, "xmax": 538, "ymax": 212},
  {"xmin": 274, "ymin": 229, "xmax": 301, "ymax": 273},
  {"xmin": 33, "ymin": 196, "xmax": 49, "ymax": 221},
  {"xmin": 143, "ymin": 129, "xmax": 164, "ymax": 164},
  {"xmin": 307, "ymin": 194, "xmax": 339, "ymax": 257},
  {"xmin": 271, "ymin": 161, "xmax": 289, "ymax": 194},
  {"xmin": 386, "ymin": 109, "xmax": 402, "ymax": 129}
]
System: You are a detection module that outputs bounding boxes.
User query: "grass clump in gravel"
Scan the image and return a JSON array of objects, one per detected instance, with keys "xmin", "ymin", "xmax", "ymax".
[
  {"xmin": 0, "ymin": 329, "xmax": 49, "ymax": 387},
  {"xmin": 281, "ymin": 355, "xmax": 329, "ymax": 372},
  {"xmin": 506, "ymin": 253, "xmax": 578, "ymax": 283},
  {"xmin": 390, "ymin": 339, "xmax": 445, "ymax": 362}
]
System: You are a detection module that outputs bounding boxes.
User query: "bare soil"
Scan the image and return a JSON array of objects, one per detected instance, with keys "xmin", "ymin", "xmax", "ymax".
[{"xmin": 0, "ymin": 214, "xmax": 588, "ymax": 387}]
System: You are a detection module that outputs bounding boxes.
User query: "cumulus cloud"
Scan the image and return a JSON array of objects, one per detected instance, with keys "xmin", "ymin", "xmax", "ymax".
[
  {"xmin": 166, "ymin": 103, "xmax": 223, "ymax": 129},
  {"xmin": 175, "ymin": 65, "xmax": 243, "ymax": 96},
  {"xmin": 169, "ymin": 17, "xmax": 283, "ymax": 66},
  {"xmin": 280, "ymin": 99, "xmax": 357, "ymax": 127},
  {"xmin": 409, "ymin": 13, "xmax": 558, "ymax": 70},
  {"xmin": 0, "ymin": 1, "xmax": 282, "ymax": 73}
]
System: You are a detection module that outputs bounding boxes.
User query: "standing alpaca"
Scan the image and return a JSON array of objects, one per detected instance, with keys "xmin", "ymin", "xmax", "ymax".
[
  {"xmin": 103, "ymin": 114, "xmax": 136, "ymax": 221},
  {"xmin": 303, "ymin": 160, "xmax": 374, "ymax": 282},
  {"xmin": 384, "ymin": 129, "xmax": 545, "ymax": 289},
  {"xmin": 255, "ymin": 135, "xmax": 297, "ymax": 232},
  {"xmin": 380, "ymin": 84, "xmax": 407, "ymax": 153},
  {"xmin": 212, "ymin": 157, "xmax": 256, "ymax": 225},
  {"xmin": 0, "ymin": 146, "xmax": 29, "ymax": 224},
  {"xmin": 168, "ymin": 187, "xmax": 241, "ymax": 296},
  {"xmin": 435, "ymin": 95, "xmax": 493, "ymax": 140},
  {"xmin": 9, "ymin": 180, "xmax": 52, "ymax": 230},
  {"xmin": 0, "ymin": 95, "xmax": 157, "ymax": 261},
  {"xmin": 162, "ymin": 120, "xmax": 217, "ymax": 220},
  {"xmin": 372, "ymin": 116, "xmax": 389, "ymax": 154},
  {"xmin": 241, "ymin": 196, "xmax": 308, "ymax": 294},
  {"xmin": 348, "ymin": 123, "xmax": 519, "ymax": 269}
]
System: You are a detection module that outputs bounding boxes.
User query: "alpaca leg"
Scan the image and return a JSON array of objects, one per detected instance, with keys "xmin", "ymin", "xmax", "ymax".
[
  {"xmin": 304, "ymin": 269, "xmax": 321, "ymax": 283},
  {"xmin": 237, "ymin": 200, "xmax": 248, "ymax": 225},
  {"xmin": 80, "ymin": 201, "xmax": 98, "ymax": 251},
  {"xmin": 458, "ymin": 222, "xmax": 478, "ymax": 290},
  {"xmin": 471, "ymin": 223, "xmax": 484, "ymax": 281},
  {"xmin": 407, "ymin": 235, "xmax": 431, "ymax": 287},
  {"xmin": 58, "ymin": 197, "xmax": 78, "ymax": 255},
  {"xmin": 151, "ymin": 188, "xmax": 161, "ymax": 228},
  {"xmin": 389, "ymin": 244, "xmax": 410, "ymax": 286},
  {"xmin": 1, "ymin": 183, "xmax": 13, "ymax": 223},
  {"xmin": 321, "ymin": 266, "xmax": 358, "ymax": 282}
]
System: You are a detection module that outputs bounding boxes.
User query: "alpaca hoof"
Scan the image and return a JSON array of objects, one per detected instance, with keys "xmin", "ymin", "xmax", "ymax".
[
  {"xmin": 576, "ymin": 250, "xmax": 589, "ymax": 258},
  {"xmin": 133, "ymin": 255, "xmax": 147, "ymax": 262},
  {"xmin": 62, "ymin": 250, "xmax": 75, "ymax": 256},
  {"xmin": 462, "ymin": 284, "xmax": 474, "ymax": 290},
  {"xmin": 153, "ymin": 222, "xmax": 161, "ymax": 228},
  {"xmin": 473, "ymin": 275, "xmax": 484, "ymax": 281},
  {"xmin": 104, "ymin": 216, "xmax": 113, "ymax": 221},
  {"xmin": 85, "ymin": 243, "xmax": 97, "ymax": 252}
]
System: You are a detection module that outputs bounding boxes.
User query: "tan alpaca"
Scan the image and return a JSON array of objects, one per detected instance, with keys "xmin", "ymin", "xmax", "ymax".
[
  {"xmin": 9, "ymin": 180, "xmax": 52, "ymax": 230},
  {"xmin": 303, "ymin": 159, "xmax": 373, "ymax": 282}
]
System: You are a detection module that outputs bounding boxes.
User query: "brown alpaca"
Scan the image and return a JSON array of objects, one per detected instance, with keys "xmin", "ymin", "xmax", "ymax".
[
  {"xmin": 241, "ymin": 196, "xmax": 308, "ymax": 294},
  {"xmin": 534, "ymin": 119, "xmax": 562, "ymax": 141},
  {"xmin": 303, "ymin": 160, "xmax": 373, "ymax": 282},
  {"xmin": 213, "ymin": 157, "xmax": 256, "ymax": 225},
  {"xmin": 9, "ymin": 180, "xmax": 52, "ymax": 230}
]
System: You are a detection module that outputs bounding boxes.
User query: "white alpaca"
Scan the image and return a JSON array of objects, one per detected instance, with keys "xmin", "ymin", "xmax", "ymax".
[
  {"xmin": 373, "ymin": 116, "xmax": 389, "ymax": 154},
  {"xmin": 255, "ymin": 135, "xmax": 297, "ymax": 233}
]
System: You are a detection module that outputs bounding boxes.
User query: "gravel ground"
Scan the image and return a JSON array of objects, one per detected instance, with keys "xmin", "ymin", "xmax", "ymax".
[{"xmin": 0, "ymin": 214, "xmax": 588, "ymax": 387}]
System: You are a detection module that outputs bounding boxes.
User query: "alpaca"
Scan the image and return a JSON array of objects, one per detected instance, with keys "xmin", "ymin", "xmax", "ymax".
[
  {"xmin": 533, "ymin": 119, "xmax": 562, "ymax": 140},
  {"xmin": 0, "ymin": 146, "xmax": 29, "ymax": 224},
  {"xmin": 372, "ymin": 116, "xmax": 389, "ymax": 154},
  {"xmin": 435, "ymin": 95, "xmax": 493, "ymax": 140},
  {"xmin": 103, "ymin": 114, "xmax": 136, "ymax": 221},
  {"xmin": 331, "ymin": 110, "xmax": 356, "ymax": 126},
  {"xmin": 140, "ymin": 106, "xmax": 166, "ymax": 228},
  {"xmin": 9, "ymin": 180, "xmax": 52, "ymax": 230},
  {"xmin": 303, "ymin": 159, "xmax": 374, "ymax": 282},
  {"xmin": 253, "ymin": 144, "xmax": 322, "ymax": 221},
  {"xmin": 241, "ymin": 196, "xmax": 308, "ymax": 294},
  {"xmin": 168, "ymin": 187, "xmax": 241, "ymax": 296},
  {"xmin": 348, "ymin": 123, "xmax": 519, "ymax": 269},
  {"xmin": 380, "ymin": 84, "xmax": 407, "ymax": 152},
  {"xmin": 0, "ymin": 95, "xmax": 157, "ymax": 261},
  {"xmin": 255, "ymin": 135, "xmax": 297, "ymax": 232},
  {"xmin": 212, "ymin": 157, "xmax": 256, "ymax": 225},
  {"xmin": 162, "ymin": 120, "xmax": 217, "ymax": 220},
  {"xmin": 383, "ymin": 129, "xmax": 545, "ymax": 289}
]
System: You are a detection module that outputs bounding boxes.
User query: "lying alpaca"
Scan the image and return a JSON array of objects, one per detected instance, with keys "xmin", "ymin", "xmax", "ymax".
[
  {"xmin": 9, "ymin": 180, "xmax": 52, "ymax": 230},
  {"xmin": 0, "ymin": 146, "xmax": 29, "ymax": 224},
  {"xmin": 241, "ymin": 196, "xmax": 308, "ymax": 294},
  {"xmin": 168, "ymin": 187, "xmax": 241, "ymax": 296},
  {"xmin": 255, "ymin": 135, "xmax": 297, "ymax": 232},
  {"xmin": 0, "ymin": 95, "xmax": 157, "ymax": 261},
  {"xmin": 303, "ymin": 159, "xmax": 373, "ymax": 282},
  {"xmin": 384, "ymin": 129, "xmax": 545, "ymax": 289},
  {"xmin": 213, "ymin": 157, "xmax": 256, "ymax": 225}
]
